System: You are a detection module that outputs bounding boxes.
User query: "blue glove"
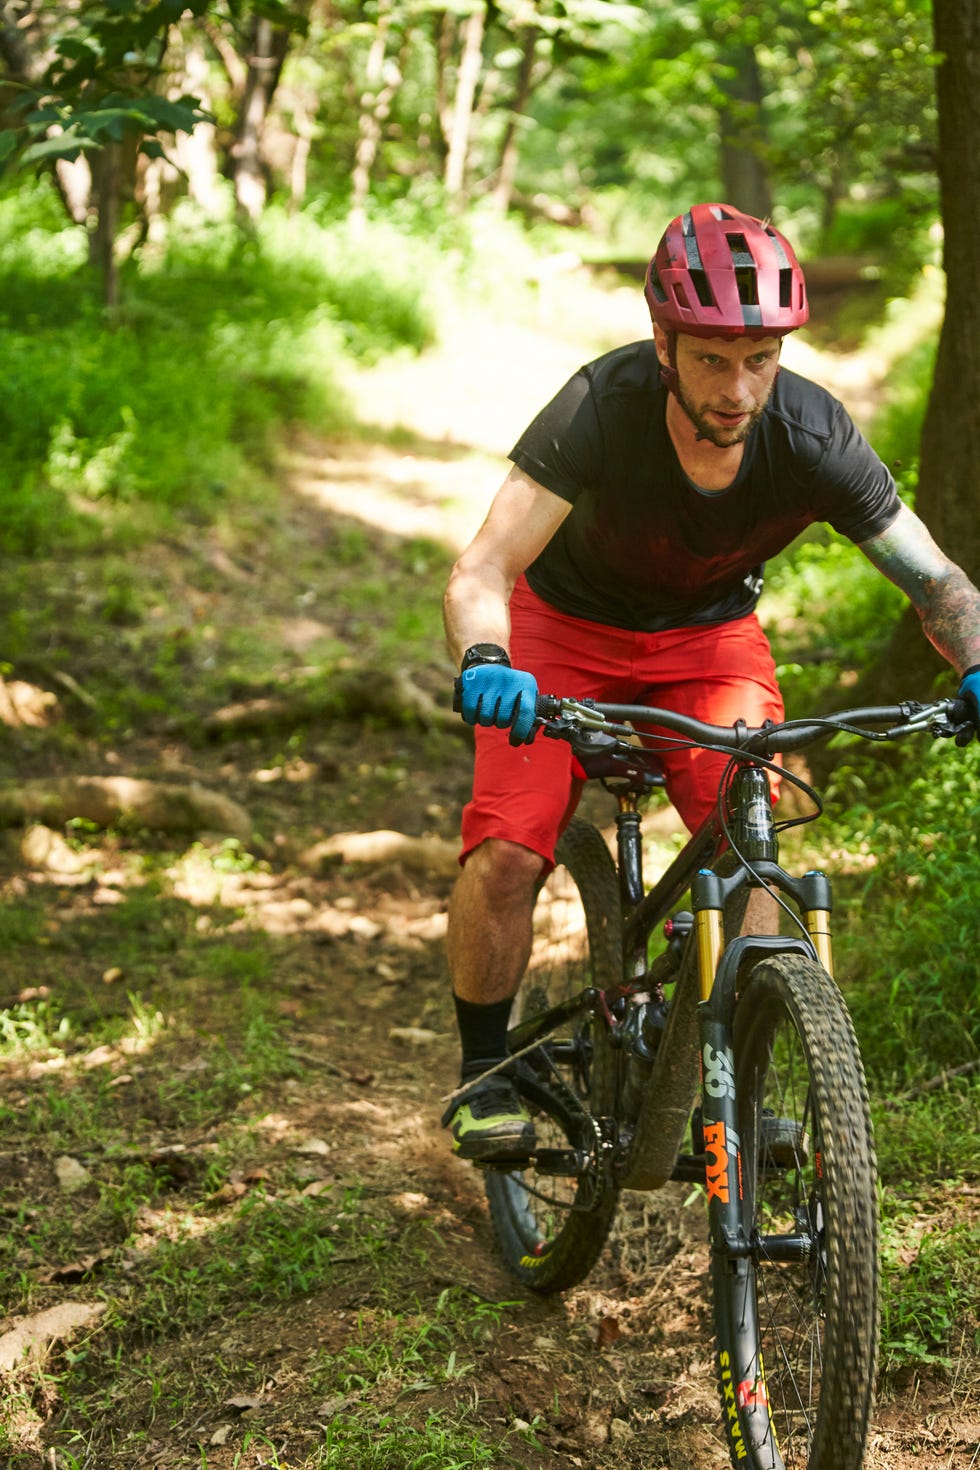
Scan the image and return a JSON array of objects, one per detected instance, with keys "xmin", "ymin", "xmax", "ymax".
[
  {"xmin": 456, "ymin": 646, "xmax": 539, "ymax": 745},
  {"xmin": 956, "ymin": 666, "xmax": 980, "ymax": 746}
]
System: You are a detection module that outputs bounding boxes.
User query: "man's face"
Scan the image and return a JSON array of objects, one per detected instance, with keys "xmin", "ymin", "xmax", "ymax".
[{"xmin": 656, "ymin": 330, "xmax": 782, "ymax": 448}]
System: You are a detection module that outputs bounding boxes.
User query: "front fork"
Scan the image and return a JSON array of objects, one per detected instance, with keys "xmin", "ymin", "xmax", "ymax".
[{"xmin": 692, "ymin": 846, "xmax": 833, "ymax": 1467}]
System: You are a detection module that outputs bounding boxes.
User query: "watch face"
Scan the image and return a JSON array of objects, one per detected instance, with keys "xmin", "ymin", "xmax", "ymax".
[{"xmin": 462, "ymin": 643, "xmax": 509, "ymax": 669}]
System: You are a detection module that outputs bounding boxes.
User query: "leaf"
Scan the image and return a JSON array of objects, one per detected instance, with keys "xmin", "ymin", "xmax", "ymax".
[
  {"xmin": 302, "ymin": 1180, "xmax": 332, "ymax": 1197},
  {"xmin": 21, "ymin": 136, "xmax": 97, "ymax": 166},
  {"xmin": 54, "ymin": 37, "xmax": 100, "ymax": 65},
  {"xmin": 592, "ymin": 1315, "xmax": 622, "ymax": 1348},
  {"xmin": 38, "ymin": 1250, "xmax": 114, "ymax": 1285},
  {"xmin": 210, "ymin": 1179, "xmax": 248, "ymax": 1202}
]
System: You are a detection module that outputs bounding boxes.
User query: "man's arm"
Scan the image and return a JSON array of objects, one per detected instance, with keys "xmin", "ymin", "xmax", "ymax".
[
  {"xmin": 443, "ymin": 464, "xmax": 572, "ymax": 665},
  {"xmin": 858, "ymin": 502, "xmax": 980, "ymax": 675}
]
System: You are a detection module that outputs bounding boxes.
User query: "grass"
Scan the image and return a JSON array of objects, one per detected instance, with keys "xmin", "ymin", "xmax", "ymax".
[
  {"xmin": 0, "ymin": 183, "xmax": 441, "ymax": 556},
  {"xmin": 879, "ymin": 1178, "xmax": 980, "ymax": 1373}
]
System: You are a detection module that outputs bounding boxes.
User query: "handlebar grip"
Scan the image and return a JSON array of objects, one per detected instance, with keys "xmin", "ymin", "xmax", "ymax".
[
  {"xmin": 452, "ymin": 677, "xmax": 462, "ymax": 713},
  {"xmin": 950, "ymin": 697, "xmax": 971, "ymax": 726},
  {"xmin": 535, "ymin": 693, "xmax": 563, "ymax": 720}
]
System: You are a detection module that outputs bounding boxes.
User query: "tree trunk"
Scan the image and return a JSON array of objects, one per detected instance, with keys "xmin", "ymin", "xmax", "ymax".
[
  {"xmin": 717, "ymin": 45, "xmax": 772, "ymax": 220},
  {"xmin": 914, "ymin": 0, "xmax": 980, "ymax": 578},
  {"xmin": 173, "ymin": 37, "xmax": 222, "ymax": 215},
  {"xmin": 871, "ymin": 0, "xmax": 980, "ymax": 695},
  {"xmin": 231, "ymin": 16, "xmax": 290, "ymax": 223},
  {"xmin": 444, "ymin": 3, "xmax": 486, "ymax": 204},
  {"xmin": 349, "ymin": 2, "xmax": 402, "ymax": 230},
  {"xmin": 88, "ymin": 141, "xmax": 123, "ymax": 307},
  {"xmin": 490, "ymin": 24, "xmax": 537, "ymax": 214}
]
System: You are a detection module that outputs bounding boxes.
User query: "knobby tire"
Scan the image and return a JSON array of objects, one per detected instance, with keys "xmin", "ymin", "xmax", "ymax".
[
  {"xmin": 485, "ymin": 819, "xmax": 623, "ymax": 1293},
  {"xmin": 712, "ymin": 953, "xmax": 879, "ymax": 1470}
]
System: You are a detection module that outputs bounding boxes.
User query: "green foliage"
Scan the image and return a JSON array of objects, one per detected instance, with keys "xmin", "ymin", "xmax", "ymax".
[
  {"xmin": 317, "ymin": 1414, "xmax": 505, "ymax": 1468},
  {"xmin": 0, "ymin": 192, "xmax": 437, "ymax": 552},
  {"xmin": 869, "ymin": 332, "xmax": 936, "ymax": 480},
  {"xmin": 873, "ymin": 1084, "xmax": 980, "ymax": 1186},
  {"xmin": 0, "ymin": 1, "xmax": 212, "ymax": 176},
  {"xmin": 495, "ymin": 0, "xmax": 939, "ymax": 253},
  {"xmin": 880, "ymin": 1200, "xmax": 980, "ymax": 1370},
  {"xmin": 0, "ymin": 0, "xmax": 947, "ymax": 270},
  {"xmin": 827, "ymin": 738, "xmax": 980, "ymax": 1083},
  {"xmin": 862, "ymin": 267, "xmax": 944, "ymax": 477},
  {"xmin": 767, "ymin": 533, "xmax": 906, "ymax": 711}
]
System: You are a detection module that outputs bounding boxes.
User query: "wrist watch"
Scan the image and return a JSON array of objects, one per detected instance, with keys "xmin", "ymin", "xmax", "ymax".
[{"xmin": 460, "ymin": 643, "xmax": 511, "ymax": 672}]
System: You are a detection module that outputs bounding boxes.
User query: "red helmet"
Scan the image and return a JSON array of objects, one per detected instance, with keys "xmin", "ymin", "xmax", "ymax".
[{"xmin": 645, "ymin": 203, "xmax": 808, "ymax": 339}]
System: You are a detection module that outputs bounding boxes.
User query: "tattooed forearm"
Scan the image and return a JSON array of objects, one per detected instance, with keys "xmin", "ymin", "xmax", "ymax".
[
  {"xmin": 859, "ymin": 504, "xmax": 980, "ymax": 674},
  {"xmin": 916, "ymin": 565, "xmax": 980, "ymax": 672}
]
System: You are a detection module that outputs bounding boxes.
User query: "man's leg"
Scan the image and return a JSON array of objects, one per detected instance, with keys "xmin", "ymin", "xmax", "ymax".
[
  {"xmin": 743, "ymin": 885, "xmax": 779, "ymax": 935},
  {"xmin": 631, "ymin": 615, "xmax": 785, "ymax": 939},
  {"xmin": 444, "ymin": 579, "xmax": 639, "ymax": 1157},
  {"xmin": 445, "ymin": 839, "xmax": 546, "ymax": 1159},
  {"xmin": 448, "ymin": 838, "xmax": 546, "ymax": 1006}
]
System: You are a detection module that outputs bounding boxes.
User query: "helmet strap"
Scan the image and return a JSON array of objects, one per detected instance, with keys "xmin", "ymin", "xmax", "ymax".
[{"xmin": 658, "ymin": 330, "xmax": 680, "ymax": 396}]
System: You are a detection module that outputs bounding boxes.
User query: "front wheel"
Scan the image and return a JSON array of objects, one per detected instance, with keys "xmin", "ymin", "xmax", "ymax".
[
  {"xmin": 712, "ymin": 953, "xmax": 879, "ymax": 1470},
  {"xmin": 484, "ymin": 819, "xmax": 623, "ymax": 1294}
]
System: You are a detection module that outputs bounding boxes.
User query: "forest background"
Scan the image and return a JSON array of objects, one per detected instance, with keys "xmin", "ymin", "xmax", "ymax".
[{"xmin": 0, "ymin": 2, "xmax": 978, "ymax": 1468}]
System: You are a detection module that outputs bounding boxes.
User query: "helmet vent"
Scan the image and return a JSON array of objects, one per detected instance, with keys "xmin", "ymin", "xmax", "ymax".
[
  {"xmin": 687, "ymin": 270, "xmax": 715, "ymax": 308},
  {"xmin": 647, "ymin": 267, "xmax": 668, "ymax": 304},
  {"xmin": 734, "ymin": 267, "xmax": 759, "ymax": 306},
  {"xmin": 725, "ymin": 232, "xmax": 753, "ymax": 266}
]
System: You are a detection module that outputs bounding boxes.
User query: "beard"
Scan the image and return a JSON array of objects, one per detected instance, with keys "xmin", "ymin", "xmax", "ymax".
[{"xmin": 674, "ymin": 379, "xmax": 769, "ymax": 448}]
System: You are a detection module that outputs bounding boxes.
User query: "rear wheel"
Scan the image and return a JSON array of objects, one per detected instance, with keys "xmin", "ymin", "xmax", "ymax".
[
  {"xmin": 485, "ymin": 819, "xmax": 623, "ymax": 1293},
  {"xmin": 712, "ymin": 953, "xmax": 878, "ymax": 1469}
]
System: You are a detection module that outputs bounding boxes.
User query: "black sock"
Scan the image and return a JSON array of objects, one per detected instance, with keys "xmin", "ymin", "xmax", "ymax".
[{"xmin": 453, "ymin": 994, "xmax": 513, "ymax": 1081}]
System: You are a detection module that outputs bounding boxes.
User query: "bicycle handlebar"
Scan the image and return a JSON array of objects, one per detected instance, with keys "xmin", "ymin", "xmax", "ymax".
[{"xmin": 534, "ymin": 693, "xmax": 973, "ymax": 759}]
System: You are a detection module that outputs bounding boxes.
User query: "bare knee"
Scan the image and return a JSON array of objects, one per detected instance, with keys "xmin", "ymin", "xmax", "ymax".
[{"xmin": 454, "ymin": 838, "xmax": 546, "ymax": 911}]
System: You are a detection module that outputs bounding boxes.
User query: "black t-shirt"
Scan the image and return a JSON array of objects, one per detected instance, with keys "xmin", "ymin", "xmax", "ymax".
[{"xmin": 509, "ymin": 340, "xmax": 901, "ymax": 631}]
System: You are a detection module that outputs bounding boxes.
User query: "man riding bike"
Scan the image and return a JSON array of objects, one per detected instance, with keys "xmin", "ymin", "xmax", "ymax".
[{"xmin": 442, "ymin": 202, "xmax": 980, "ymax": 1161}]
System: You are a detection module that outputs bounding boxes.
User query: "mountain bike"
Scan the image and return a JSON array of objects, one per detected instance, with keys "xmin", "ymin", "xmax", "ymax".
[{"xmin": 465, "ymin": 690, "xmax": 971, "ymax": 1470}]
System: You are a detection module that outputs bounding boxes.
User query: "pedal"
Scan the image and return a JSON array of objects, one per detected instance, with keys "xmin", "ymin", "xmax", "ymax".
[
  {"xmin": 532, "ymin": 1148, "xmax": 583, "ymax": 1177},
  {"xmin": 477, "ymin": 1148, "xmax": 581, "ymax": 1174}
]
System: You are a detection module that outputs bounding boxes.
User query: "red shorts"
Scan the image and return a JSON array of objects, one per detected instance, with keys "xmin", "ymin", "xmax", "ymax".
[{"xmin": 460, "ymin": 576, "xmax": 783, "ymax": 866}]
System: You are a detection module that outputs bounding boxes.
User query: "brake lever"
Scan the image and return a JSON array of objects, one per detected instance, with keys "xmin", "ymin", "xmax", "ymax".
[{"xmin": 890, "ymin": 702, "xmax": 972, "ymax": 742}]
